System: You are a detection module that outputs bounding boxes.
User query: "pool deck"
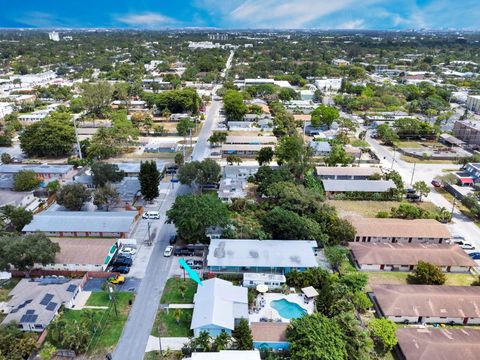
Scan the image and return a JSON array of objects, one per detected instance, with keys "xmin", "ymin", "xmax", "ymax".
[{"xmin": 249, "ymin": 293, "xmax": 314, "ymax": 323}]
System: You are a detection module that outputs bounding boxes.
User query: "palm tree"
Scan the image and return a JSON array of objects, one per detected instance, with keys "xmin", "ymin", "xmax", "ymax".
[
  {"xmin": 214, "ymin": 331, "xmax": 231, "ymax": 351},
  {"xmin": 179, "ymin": 283, "xmax": 187, "ymax": 299},
  {"xmin": 196, "ymin": 331, "xmax": 211, "ymax": 352},
  {"xmin": 173, "ymin": 308, "xmax": 182, "ymax": 324}
]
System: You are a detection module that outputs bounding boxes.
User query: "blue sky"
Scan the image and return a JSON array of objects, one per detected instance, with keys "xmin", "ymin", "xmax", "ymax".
[{"xmin": 0, "ymin": 0, "xmax": 479, "ymax": 30}]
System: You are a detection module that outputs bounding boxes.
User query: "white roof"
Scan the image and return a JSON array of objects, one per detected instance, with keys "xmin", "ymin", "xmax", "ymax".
[
  {"xmin": 207, "ymin": 239, "xmax": 318, "ymax": 268},
  {"xmin": 322, "ymin": 179, "xmax": 395, "ymax": 192},
  {"xmin": 191, "ymin": 278, "xmax": 248, "ymax": 331},
  {"xmin": 190, "ymin": 350, "xmax": 261, "ymax": 360},
  {"xmin": 243, "ymin": 273, "xmax": 286, "ymax": 282},
  {"xmin": 301, "ymin": 286, "xmax": 319, "ymax": 298}
]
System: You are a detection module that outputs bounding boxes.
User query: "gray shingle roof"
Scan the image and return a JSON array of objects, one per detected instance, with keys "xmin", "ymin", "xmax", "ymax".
[
  {"xmin": 22, "ymin": 211, "xmax": 137, "ymax": 233},
  {"xmin": 0, "ymin": 164, "xmax": 73, "ymax": 175}
]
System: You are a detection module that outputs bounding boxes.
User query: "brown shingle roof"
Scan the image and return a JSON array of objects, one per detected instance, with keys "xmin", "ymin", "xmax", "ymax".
[
  {"xmin": 373, "ymin": 284, "xmax": 480, "ymax": 318},
  {"xmin": 251, "ymin": 322, "xmax": 288, "ymax": 342},
  {"xmin": 397, "ymin": 328, "xmax": 480, "ymax": 360},
  {"xmin": 349, "ymin": 243, "xmax": 476, "ymax": 268},
  {"xmin": 53, "ymin": 238, "xmax": 116, "ymax": 265},
  {"xmin": 348, "ymin": 217, "xmax": 451, "ymax": 239}
]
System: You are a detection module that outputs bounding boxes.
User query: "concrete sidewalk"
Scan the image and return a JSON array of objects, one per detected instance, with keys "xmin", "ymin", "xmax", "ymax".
[{"xmin": 145, "ymin": 336, "xmax": 189, "ymax": 352}]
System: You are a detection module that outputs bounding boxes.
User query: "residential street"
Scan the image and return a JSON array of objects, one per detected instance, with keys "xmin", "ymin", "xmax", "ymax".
[
  {"xmin": 112, "ymin": 58, "xmax": 230, "ymax": 360},
  {"xmin": 365, "ymin": 131, "xmax": 480, "ymax": 250}
]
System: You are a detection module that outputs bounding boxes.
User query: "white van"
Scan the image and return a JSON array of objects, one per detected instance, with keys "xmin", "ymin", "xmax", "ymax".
[{"xmin": 142, "ymin": 211, "xmax": 160, "ymax": 220}]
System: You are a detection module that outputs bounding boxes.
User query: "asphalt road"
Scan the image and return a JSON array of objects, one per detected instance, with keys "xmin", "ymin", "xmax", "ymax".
[
  {"xmin": 112, "ymin": 64, "xmax": 228, "ymax": 360},
  {"xmin": 365, "ymin": 131, "xmax": 480, "ymax": 250}
]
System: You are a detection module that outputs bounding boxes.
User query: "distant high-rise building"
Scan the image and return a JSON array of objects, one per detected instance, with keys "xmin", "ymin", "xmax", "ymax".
[
  {"xmin": 48, "ymin": 31, "xmax": 60, "ymax": 42},
  {"xmin": 208, "ymin": 33, "xmax": 228, "ymax": 41}
]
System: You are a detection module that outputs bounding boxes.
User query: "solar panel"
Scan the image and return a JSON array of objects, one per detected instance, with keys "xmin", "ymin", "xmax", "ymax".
[
  {"xmin": 20, "ymin": 314, "xmax": 37, "ymax": 323},
  {"xmin": 40, "ymin": 293, "xmax": 54, "ymax": 305},
  {"xmin": 26, "ymin": 310, "xmax": 34, "ymax": 314},
  {"xmin": 46, "ymin": 302, "xmax": 57, "ymax": 311},
  {"xmin": 66, "ymin": 284, "xmax": 77, "ymax": 292}
]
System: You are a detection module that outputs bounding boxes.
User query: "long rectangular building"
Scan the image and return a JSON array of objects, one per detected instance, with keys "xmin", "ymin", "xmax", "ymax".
[
  {"xmin": 315, "ymin": 166, "xmax": 381, "ymax": 180},
  {"xmin": 221, "ymin": 144, "xmax": 275, "ymax": 158},
  {"xmin": 225, "ymin": 136, "xmax": 277, "ymax": 145},
  {"xmin": 348, "ymin": 217, "xmax": 451, "ymax": 244},
  {"xmin": 22, "ymin": 211, "xmax": 138, "ymax": 238},
  {"xmin": 396, "ymin": 328, "xmax": 480, "ymax": 360},
  {"xmin": 372, "ymin": 284, "xmax": 480, "ymax": 325},
  {"xmin": 207, "ymin": 239, "xmax": 318, "ymax": 274},
  {"xmin": 349, "ymin": 243, "xmax": 475, "ymax": 273}
]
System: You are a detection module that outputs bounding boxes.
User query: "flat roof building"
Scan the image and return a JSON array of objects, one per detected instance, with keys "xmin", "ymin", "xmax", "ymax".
[
  {"xmin": 349, "ymin": 217, "xmax": 451, "ymax": 244},
  {"xmin": 396, "ymin": 328, "xmax": 480, "ymax": 360},
  {"xmin": 22, "ymin": 211, "xmax": 138, "ymax": 238},
  {"xmin": 372, "ymin": 284, "xmax": 480, "ymax": 325},
  {"xmin": 315, "ymin": 166, "xmax": 381, "ymax": 180},
  {"xmin": 207, "ymin": 239, "xmax": 318, "ymax": 274},
  {"xmin": 349, "ymin": 243, "xmax": 475, "ymax": 273},
  {"xmin": 221, "ymin": 144, "xmax": 275, "ymax": 158},
  {"xmin": 322, "ymin": 179, "xmax": 395, "ymax": 194},
  {"xmin": 0, "ymin": 164, "xmax": 74, "ymax": 180},
  {"xmin": 225, "ymin": 135, "xmax": 277, "ymax": 145},
  {"xmin": 188, "ymin": 350, "xmax": 261, "ymax": 360}
]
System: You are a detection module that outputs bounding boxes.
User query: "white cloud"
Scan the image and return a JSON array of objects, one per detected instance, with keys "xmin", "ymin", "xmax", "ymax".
[
  {"xmin": 116, "ymin": 12, "xmax": 177, "ymax": 27},
  {"xmin": 338, "ymin": 19, "xmax": 365, "ymax": 30},
  {"xmin": 195, "ymin": 0, "xmax": 376, "ymax": 28}
]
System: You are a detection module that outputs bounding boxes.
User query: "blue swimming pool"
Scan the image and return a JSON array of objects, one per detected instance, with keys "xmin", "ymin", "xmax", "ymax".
[{"xmin": 271, "ymin": 298, "xmax": 307, "ymax": 319}]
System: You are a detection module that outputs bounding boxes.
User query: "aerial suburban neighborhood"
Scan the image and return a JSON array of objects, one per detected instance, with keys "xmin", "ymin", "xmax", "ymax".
[{"xmin": 1, "ymin": 3, "xmax": 480, "ymax": 360}]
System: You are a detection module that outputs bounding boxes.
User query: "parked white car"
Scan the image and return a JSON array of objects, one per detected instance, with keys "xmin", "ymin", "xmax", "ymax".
[
  {"xmin": 142, "ymin": 211, "xmax": 160, "ymax": 220},
  {"xmin": 453, "ymin": 240, "xmax": 475, "ymax": 250},
  {"xmin": 163, "ymin": 246, "xmax": 174, "ymax": 257},
  {"xmin": 120, "ymin": 245, "xmax": 137, "ymax": 256}
]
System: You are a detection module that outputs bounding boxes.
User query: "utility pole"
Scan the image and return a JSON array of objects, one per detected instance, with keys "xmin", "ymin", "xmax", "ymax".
[
  {"xmin": 391, "ymin": 146, "xmax": 396, "ymax": 169},
  {"xmin": 147, "ymin": 222, "xmax": 152, "ymax": 246},
  {"xmin": 451, "ymin": 196, "xmax": 457, "ymax": 218},
  {"xmin": 410, "ymin": 161, "xmax": 416, "ymax": 185},
  {"xmin": 73, "ymin": 114, "xmax": 82, "ymax": 159}
]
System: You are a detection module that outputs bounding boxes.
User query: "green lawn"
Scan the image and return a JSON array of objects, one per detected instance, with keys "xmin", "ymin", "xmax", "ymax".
[
  {"xmin": 366, "ymin": 272, "xmax": 477, "ymax": 291},
  {"xmin": 160, "ymin": 278, "xmax": 197, "ymax": 304},
  {"xmin": 400, "ymin": 155, "xmax": 455, "ymax": 164},
  {"xmin": 329, "ymin": 200, "xmax": 439, "ymax": 218},
  {"xmin": 351, "ymin": 139, "xmax": 370, "ymax": 147},
  {"xmin": 394, "ymin": 140, "xmax": 443, "ymax": 149},
  {"xmin": 151, "ymin": 309, "xmax": 193, "ymax": 337},
  {"xmin": 0, "ymin": 278, "xmax": 20, "ymax": 302},
  {"xmin": 144, "ymin": 350, "xmax": 181, "ymax": 360},
  {"xmin": 49, "ymin": 291, "xmax": 134, "ymax": 355},
  {"xmin": 86, "ymin": 291, "xmax": 134, "ymax": 307}
]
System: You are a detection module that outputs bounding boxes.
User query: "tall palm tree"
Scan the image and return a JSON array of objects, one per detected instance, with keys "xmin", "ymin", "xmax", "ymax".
[{"xmin": 173, "ymin": 308, "xmax": 182, "ymax": 324}]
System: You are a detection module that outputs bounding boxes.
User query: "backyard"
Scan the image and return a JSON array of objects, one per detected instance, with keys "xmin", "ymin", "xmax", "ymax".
[
  {"xmin": 329, "ymin": 200, "xmax": 439, "ymax": 218},
  {"xmin": 160, "ymin": 277, "xmax": 197, "ymax": 304},
  {"xmin": 366, "ymin": 272, "xmax": 478, "ymax": 291},
  {"xmin": 47, "ymin": 291, "xmax": 135, "ymax": 355},
  {"xmin": 151, "ymin": 309, "xmax": 193, "ymax": 337}
]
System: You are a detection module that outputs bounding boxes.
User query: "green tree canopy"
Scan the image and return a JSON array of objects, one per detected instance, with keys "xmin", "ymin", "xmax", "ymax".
[
  {"xmin": 311, "ymin": 105, "xmax": 340, "ymax": 128},
  {"xmin": 139, "ymin": 161, "xmax": 160, "ymax": 201},
  {"xmin": 256, "ymin": 146, "xmax": 275, "ymax": 165},
  {"xmin": 91, "ymin": 162, "xmax": 125, "ymax": 187},
  {"xmin": 232, "ymin": 318, "xmax": 253, "ymax": 350},
  {"xmin": 13, "ymin": 170, "xmax": 41, "ymax": 192},
  {"xmin": 0, "ymin": 205, "xmax": 33, "ymax": 232},
  {"xmin": 368, "ymin": 318, "xmax": 398, "ymax": 354},
  {"xmin": 223, "ymin": 89, "xmax": 247, "ymax": 121},
  {"xmin": 287, "ymin": 313, "xmax": 348, "ymax": 360},
  {"xmin": 57, "ymin": 183, "xmax": 91, "ymax": 211},
  {"xmin": 166, "ymin": 193, "xmax": 230, "ymax": 243},
  {"xmin": 407, "ymin": 260, "xmax": 446, "ymax": 285},
  {"xmin": 93, "ymin": 183, "xmax": 120, "ymax": 211},
  {"xmin": 20, "ymin": 114, "xmax": 76, "ymax": 157}
]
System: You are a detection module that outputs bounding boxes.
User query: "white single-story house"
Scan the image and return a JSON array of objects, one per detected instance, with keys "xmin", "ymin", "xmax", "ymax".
[
  {"xmin": 191, "ymin": 278, "xmax": 248, "ymax": 337},
  {"xmin": 242, "ymin": 273, "xmax": 286, "ymax": 290}
]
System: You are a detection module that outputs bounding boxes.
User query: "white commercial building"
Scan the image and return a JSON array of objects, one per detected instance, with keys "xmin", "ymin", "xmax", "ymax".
[{"xmin": 467, "ymin": 95, "xmax": 480, "ymax": 113}]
